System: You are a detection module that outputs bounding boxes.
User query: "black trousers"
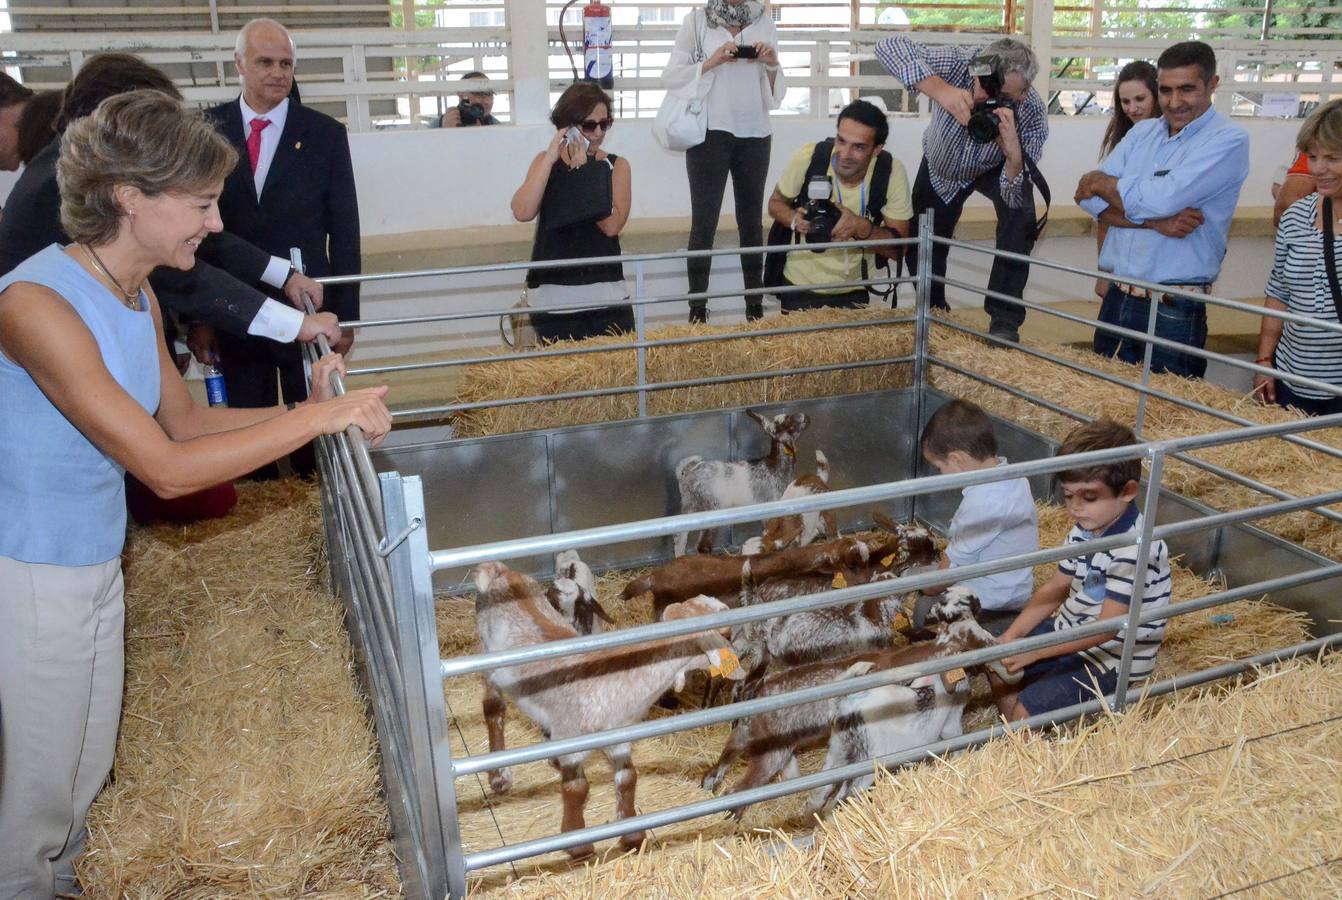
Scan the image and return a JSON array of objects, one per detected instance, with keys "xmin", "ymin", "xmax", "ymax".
[
  {"xmin": 218, "ymin": 333, "xmax": 315, "ymax": 480},
  {"xmin": 686, "ymin": 130, "xmax": 772, "ymax": 317},
  {"xmin": 907, "ymin": 157, "xmax": 1037, "ymax": 329},
  {"xmin": 779, "ymin": 280, "xmax": 868, "ymax": 313},
  {"xmin": 530, "ymin": 304, "xmax": 635, "ymax": 344}
]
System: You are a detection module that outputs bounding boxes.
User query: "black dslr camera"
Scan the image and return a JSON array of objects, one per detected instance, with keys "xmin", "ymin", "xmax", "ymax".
[
  {"xmin": 966, "ymin": 58, "xmax": 1014, "ymax": 143},
  {"xmin": 801, "ymin": 175, "xmax": 841, "ymax": 250},
  {"xmin": 459, "ymin": 100, "xmax": 488, "ymax": 125}
]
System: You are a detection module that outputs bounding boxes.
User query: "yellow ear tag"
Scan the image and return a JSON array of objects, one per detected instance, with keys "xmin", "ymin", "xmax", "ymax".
[
  {"xmin": 782, "ymin": 445, "xmax": 795, "ymax": 457},
  {"xmin": 709, "ymin": 647, "xmax": 741, "ymax": 678},
  {"xmin": 941, "ymin": 667, "xmax": 968, "ymax": 690},
  {"xmin": 880, "ymin": 552, "xmax": 897, "ymax": 568},
  {"xmin": 831, "ymin": 571, "xmax": 848, "ymax": 589},
  {"xmin": 892, "ymin": 611, "xmax": 911, "ymax": 632}
]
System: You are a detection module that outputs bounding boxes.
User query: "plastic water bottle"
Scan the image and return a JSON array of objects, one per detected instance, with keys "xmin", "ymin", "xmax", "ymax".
[{"xmin": 203, "ymin": 364, "xmax": 228, "ymax": 407}]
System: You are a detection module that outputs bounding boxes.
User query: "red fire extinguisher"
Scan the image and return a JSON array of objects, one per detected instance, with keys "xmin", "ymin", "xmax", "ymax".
[
  {"xmin": 560, "ymin": 0, "xmax": 614, "ymax": 89},
  {"xmin": 583, "ymin": 0, "xmax": 613, "ymax": 88}
]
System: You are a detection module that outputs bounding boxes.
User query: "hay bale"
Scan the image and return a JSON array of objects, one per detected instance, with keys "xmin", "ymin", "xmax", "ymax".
[
  {"xmin": 79, "ymin": 480, "xmax": 399, "ymax": 897},
  {"xmin": 443, "ymin": 512, "xmax": 1311, "ymax": 893},
  {"xmin": 930, "ymin": 319, "xmax": 1342, "ymax": 559},
  {"xmin": 488, "ymin": 649, "xmax": 1342, "ymax": 899},
  {"xmin": 453, "ymin": 309, "xmax": 913, "ymax": 437}
]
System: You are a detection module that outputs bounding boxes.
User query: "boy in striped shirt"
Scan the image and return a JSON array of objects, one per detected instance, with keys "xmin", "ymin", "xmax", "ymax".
[{"xmin": 990, "ymin": 419, "xmax": 1171, "ymax": 722}]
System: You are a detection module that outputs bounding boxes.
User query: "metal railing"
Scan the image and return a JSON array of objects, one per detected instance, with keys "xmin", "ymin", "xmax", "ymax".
[
  {"xmin": 313, "ymin": 216, "xmax": 1342, "ymax": 898},
  {"xmin": 4, "ymin": 23, "xmax": 1338, "ymax": 129}
]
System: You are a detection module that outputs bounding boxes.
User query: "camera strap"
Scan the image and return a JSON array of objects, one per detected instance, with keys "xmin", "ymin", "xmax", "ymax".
[
  {"xmin": 1020, "ymin": 151, "xmax": 1051, "ymax": 241},
  {"xmin": 1324, "ymin": 197, "xmax": 1342, "ymax": 323}
]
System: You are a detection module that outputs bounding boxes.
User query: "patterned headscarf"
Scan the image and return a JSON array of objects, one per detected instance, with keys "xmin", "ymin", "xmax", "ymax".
[{"xmin": 704, "ymin": 0, "xmax": 765, "ymax": 30}]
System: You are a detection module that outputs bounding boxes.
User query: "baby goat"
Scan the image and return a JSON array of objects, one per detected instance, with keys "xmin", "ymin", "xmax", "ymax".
[
  {"xmin": 742, "ymin": 450, "xmax": 835, "ymax": 556},
  {"xmin": 475, "ymin": 561, "xmax": 743, "ymax": 859},
  {"xmin": 673, "ymin": 410, "xmax": 810, "ymax": 557},
  {"xmin": 545, "ymin": 550, "xmax": 612, "ymax": 635},
  {"xmin": 701, "ymin": 586, "xmax": 1013, "ymax": 815}
]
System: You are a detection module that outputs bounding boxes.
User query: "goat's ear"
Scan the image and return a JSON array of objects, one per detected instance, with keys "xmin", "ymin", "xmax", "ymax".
[
  {"xmin": 746, "ymin": 409, "xmax": 767, "ymax": 430},
  {"xmin": 872, "ymin": 511, "xmax": 899, "ymax": 533},
  {"xmin": 585, "ymin": 593, "xmax": 616, "ymax": 624},
  {"xmin": 544, "ymin": 584, "xmax": 563, "ymax": 614}
]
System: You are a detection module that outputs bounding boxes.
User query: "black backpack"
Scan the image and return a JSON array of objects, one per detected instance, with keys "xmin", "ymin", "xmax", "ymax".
[{"xmin": 762, "ymin": 139, "xmax": 894, "ymax": 299}]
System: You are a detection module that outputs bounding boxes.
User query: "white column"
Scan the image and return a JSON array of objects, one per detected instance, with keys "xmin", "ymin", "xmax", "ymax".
[
  {"xmin": 506, "ymin": 0, "xmax": 552, "ymax": 125},
  {"xmin": 1022, "ymin": 0, "xmax": 1054, "ymax": 104}
]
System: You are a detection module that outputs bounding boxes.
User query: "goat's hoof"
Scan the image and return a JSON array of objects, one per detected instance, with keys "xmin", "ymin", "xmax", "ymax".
[
  {"xmin": 701, "ymin": 771, "xmax": 723, "ymax": 792},
  {"xmin": 618, "ymin": 830, "xmax": 647, "ymax": 851},
  {"xmin": 489, "ymin": 770, "xmax": 513, "ymax": 795},
  {"xmin": 565, "ymin": 843, "xmax": 596, "ymax": 861}
]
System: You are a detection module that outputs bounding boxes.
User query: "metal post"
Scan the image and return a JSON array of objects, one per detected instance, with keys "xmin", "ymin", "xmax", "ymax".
[
  {"xmin": 382, "ymin": 472, "xmax": 467, "ymax": 900},
  {"xmin": 634, "ymin": 260, "xmax": 648, "ymax": 419},
  {"xmin": 1114, "ymin": 447, "xmax": 1165, "ymax": 707},
  {"xmin": 910, "ymin": 211, "xmax": 934, "ymax": 505},
  {"xmin": 1134, "ymin": 285, "xmax": 1159, "ymax": 437}
]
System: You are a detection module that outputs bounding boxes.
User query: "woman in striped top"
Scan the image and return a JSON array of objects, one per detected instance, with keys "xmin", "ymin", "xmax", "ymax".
[{"xmin": 1254, "ymin": 99, "xmax": 1342, "ymax": 417}]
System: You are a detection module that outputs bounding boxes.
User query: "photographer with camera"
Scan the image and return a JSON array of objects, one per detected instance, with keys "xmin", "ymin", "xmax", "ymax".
[
  {"xmin": 440, "ymin": 71, "xmax": 499, "ymax": 128},
  {"xmin": 876, "ymin": 36, "xmax": 1048, "ymax": 342},
  {"xmin": 765, "ymin": 100, "xmax": 913, "ymax": 312}
]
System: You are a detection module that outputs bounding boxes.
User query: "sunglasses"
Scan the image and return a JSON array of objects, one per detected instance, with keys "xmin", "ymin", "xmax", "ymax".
[{"xmin": 579, "ymin": 117, "xmax": 615, "ymax": 134}]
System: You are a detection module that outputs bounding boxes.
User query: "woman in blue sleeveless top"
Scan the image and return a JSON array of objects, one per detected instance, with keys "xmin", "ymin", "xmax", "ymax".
[{"xmin": 0, "ymin": 91, "xmax": 392, "ymax": 898}]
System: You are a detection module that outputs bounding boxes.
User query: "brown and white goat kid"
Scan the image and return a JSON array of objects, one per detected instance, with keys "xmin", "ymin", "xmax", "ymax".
[
  {"xmin": 673, "ymin": 410, "xmax": 810, "ymax": 557},
  {"xmin": 623, "ymin": 535, "xmax": 873, "ymax": 620},
  {"xmin": 474, "ymin": 561, "xmax": 744, "ymax": 858},
  {"xmin": 544, "ymin": 550, "xmax": 613, "ymax": 636},
  {"xmin": 742, "ymin": 450, "xmax": 836, "ymax": 556},
  {"xmin": 701, "ymin": 586, "xmax": 1013, "ymax": 814},
  {"xmin": 805, "ymin": 591, "xmax": 1024, "ymax": 816}
]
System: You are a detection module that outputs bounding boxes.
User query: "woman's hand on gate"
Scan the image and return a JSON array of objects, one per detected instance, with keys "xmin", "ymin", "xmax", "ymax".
[{"xmin": 1252, "ymin": 372, "xmax": 1277, "ymax": 405}]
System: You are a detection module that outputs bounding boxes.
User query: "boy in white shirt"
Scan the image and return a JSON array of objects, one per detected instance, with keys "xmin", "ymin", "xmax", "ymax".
[{"xmin": 917, "ymin": 399, "xmax": 1039, "ymax": 635}]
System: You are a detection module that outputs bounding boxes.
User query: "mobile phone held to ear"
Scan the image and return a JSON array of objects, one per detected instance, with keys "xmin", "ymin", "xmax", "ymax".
[
  {"xmin": 562, "ymin": 125, "xmax": 590, "ymax": 152},
  {"xmin": 731, "ymin": 44, "xmax": 759, "ymax": 59}
]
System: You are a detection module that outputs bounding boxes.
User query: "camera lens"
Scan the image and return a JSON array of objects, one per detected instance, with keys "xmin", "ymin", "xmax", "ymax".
[{"xmin": 966, "ymin": 106, "xmax": 1000, "ymax": 143}]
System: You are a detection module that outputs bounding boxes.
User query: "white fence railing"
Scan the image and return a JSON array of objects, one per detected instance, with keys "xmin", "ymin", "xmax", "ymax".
[{"xmin": 2, "ymin": 25, "xmax": 1339, "ymax": 132}]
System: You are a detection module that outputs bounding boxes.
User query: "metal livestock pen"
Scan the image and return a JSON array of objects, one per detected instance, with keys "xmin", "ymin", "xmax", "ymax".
[{"xmin": 302, "ymin": 219, "xmax": 1342, "ymax": 899}]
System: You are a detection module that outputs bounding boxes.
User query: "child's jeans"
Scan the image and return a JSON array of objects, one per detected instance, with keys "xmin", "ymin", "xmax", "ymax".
[{"xmin": 1014, "ymin": 620, "xmax": 1120, "ymax": 719}]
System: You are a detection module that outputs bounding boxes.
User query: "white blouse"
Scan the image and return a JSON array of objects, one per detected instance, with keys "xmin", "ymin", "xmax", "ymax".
[{"xmin": 662, "ymin": 10, "xmax": 786, "ymax": 139}]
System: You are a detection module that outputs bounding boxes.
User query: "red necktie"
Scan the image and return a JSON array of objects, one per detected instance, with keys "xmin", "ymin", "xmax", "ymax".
[{"xmin": 247, "ymin": 117, "xmax": 271, "ymax": 174}]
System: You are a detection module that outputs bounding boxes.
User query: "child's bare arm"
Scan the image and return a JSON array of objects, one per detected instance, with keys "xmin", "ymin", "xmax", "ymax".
[
  {"xmin": 999, "ymin": 569, "xmax": 1071, "ymax": 642},
  {"xmin": 1004, "ymin": 597, "xmax": 1128, "ymax": 671}
]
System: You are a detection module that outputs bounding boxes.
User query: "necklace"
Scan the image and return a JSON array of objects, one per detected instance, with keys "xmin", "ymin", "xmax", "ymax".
[{"xmin": 81, "ymin": 244, "xmax": 142, "ymax": 311}]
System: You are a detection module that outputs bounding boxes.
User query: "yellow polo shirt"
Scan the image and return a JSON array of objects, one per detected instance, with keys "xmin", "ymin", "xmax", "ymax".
[{"xmin": 776, "ymin": 142, "xmax": 913, "ymax": 294}]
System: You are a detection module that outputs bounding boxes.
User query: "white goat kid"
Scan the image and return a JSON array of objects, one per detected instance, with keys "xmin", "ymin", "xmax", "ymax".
[{"xmin": 674, "ymin": 410, "xmax": 810, "ymax": 557}]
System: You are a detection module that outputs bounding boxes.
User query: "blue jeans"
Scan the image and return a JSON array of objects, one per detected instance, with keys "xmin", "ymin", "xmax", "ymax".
[
  {"xmin": 1275, "ymin": 375, "xmax": 1342, "ymax": 417},
  {"xmin": 1093, "ymin": 284, "xmax": 1208, "ymax": 378}
]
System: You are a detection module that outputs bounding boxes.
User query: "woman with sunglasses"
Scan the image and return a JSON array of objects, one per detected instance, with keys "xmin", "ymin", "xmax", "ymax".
[
  {"xmin": 664, "ymin": 0, "xmax": 783, "ymax": 323},
  {"xmin": 511, "ymin": 82, "xmax": 632, "ymax": 344}
]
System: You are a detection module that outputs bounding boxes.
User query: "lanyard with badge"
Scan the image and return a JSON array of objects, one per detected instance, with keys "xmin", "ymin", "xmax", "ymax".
[{"xmin": 832, "ymin": 161, "xmax": 865, "ymax": 267}]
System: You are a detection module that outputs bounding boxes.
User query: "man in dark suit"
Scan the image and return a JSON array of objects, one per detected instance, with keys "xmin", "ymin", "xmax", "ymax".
[
  {"xmin": 199, "ymin": 18, "xmax": 361, "ymax": 476},
  {"xmin": 0, "ymin": 52, "xmax": 340, "ymax": 350}
]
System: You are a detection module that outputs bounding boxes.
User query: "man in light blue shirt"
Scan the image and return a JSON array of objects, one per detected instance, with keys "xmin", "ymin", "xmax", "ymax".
[{"xmin": 1075, "ymin": 41, "xmax": 1249, "ymax": 378}]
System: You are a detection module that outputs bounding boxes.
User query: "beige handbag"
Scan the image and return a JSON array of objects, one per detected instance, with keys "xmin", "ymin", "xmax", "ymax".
[{"xmin": 500, "ymin": 289, "xmax": 538, "ymax": 351}]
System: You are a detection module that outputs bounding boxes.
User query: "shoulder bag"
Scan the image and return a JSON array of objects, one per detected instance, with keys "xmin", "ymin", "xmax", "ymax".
[
  {"xmin": 653, "ymin": 10, "xmax": 709, "ymax": 152},
  {"xmin": 1323, "ymin": 197, "xmax": 1342, "ymax": 321}
]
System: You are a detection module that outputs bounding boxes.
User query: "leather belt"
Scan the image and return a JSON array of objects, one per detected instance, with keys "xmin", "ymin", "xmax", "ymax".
[{"xmin": 1121, "ymin": 283, "xmax": 1211, "ymax": 303}]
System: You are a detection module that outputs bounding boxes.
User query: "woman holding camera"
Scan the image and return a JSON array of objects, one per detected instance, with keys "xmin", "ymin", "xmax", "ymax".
[
  {"xmin": 1093, "ymin": 61, "xmax": 1157, "ymax": 298},
  {"xmin": 664, "ymin": 0, "xmax": 784, "ymax": 323},
  {"xmin": 0, "ymin": 90, "xmax": 391, "ymax": 897},
  {"xmin": 511, "ymin": 82, "xmax": 632, "ymax": 344}
]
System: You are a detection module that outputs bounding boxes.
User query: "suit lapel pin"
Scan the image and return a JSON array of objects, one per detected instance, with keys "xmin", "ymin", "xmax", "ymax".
[{"xmin": 295, "ymin": 141, "xmax": 302, "ymax": 150}]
